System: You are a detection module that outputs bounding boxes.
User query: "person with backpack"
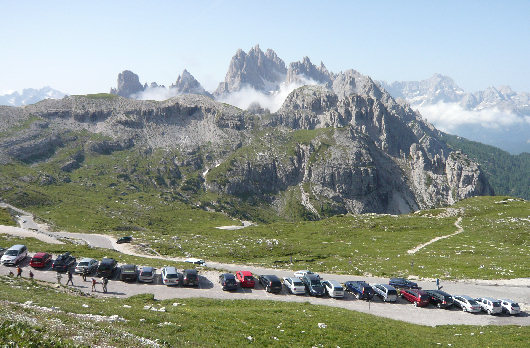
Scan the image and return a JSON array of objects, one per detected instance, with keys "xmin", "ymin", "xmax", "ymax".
[
  {"xmin": 82, "ymin": 269, "xmax": 88, "ymax": 282},
  {"xmin": 91, "ymin": 277, "xmax": 97, "ymax": 292},
  {"xmin": 29, "ymin": 270, "xmax": 34, "ymax": 280},
  {"xmin": 16, "ymin": 266, "xmax": 22, "ymax": 277}
]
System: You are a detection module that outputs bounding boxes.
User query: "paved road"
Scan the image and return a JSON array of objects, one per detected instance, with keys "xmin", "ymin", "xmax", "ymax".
[{"xmin": 0, "ymin": 259, "xmax": 528, "ymax": 327}]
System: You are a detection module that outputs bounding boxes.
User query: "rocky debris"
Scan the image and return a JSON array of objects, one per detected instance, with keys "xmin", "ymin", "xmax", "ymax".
[
  {"xmin": 60, "ymin": 160, "xmax": 80, "ymax": 172},
  {"xmin": 87, "ymin": 138, "xmax": 134, "ymax": 155},
  {"xmin": 214, "ymin": 45, "xmax": 287, "ymax": 96},
  {"xmin": 110, "ymin": 70, "xmax": 145, "ymax": 98},
  {"xmin": 171, "ymin": 69, "xmax": 212, "ymax": 97}
]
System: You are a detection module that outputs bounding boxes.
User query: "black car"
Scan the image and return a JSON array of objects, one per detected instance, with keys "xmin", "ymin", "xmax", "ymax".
[
  {"xmin": 119, "ymin": 264, "xmax": 138, "ymax": 282},
  {"xmin": 258, "ymin": 275, "xmax": 282, "ymax": 293},
  {"xmin": 425, "ymin": 290, "xmax": 454, "ymax": 309},
  {"xmin": 0, "ymin": 247, "xmax": 6, "ymax": 257},
  {"xmin": 51, "ymin": 252, "xmax": 76, "ymax": 272},
  {"xmin": 97, "ymin": 258, "xmax": 117, "ymax": 278},
  {"xmin": 116, "ymin": 236, "xmax": 132, "ymax": 244},
  {"xmin": 301, "ymin": 274, "xmax": 325, "ymax": 296},
  {"xmin": 344, "ymin": 281, "xmax": 374, "ymax": 300},
  {"xmin": 182, "ymin": 269, "xmax": 199, "ymax": 286},
  {"xmin": 389, "ymin": 278, "xmax": 420, "ymax": 290},
  {"xmin": 219, "ymin": 273, "xmax": 238, "ymax": 291}
]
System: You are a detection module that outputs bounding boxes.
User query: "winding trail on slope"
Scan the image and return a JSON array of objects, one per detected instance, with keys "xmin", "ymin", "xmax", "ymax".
[{"xmin": 407, "ymin": 217, "xmax": 464, "ymax": 255}]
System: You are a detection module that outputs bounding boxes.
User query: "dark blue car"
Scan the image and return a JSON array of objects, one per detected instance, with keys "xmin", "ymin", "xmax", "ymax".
[
  {"xmin": 302, "ymin": 274, "xmax": 325, "ymax": 296},
  {"xmin": 389, "ymin": 278, "xmax": 420, "ymax": 290},
  {"xmin": 344, "ymin": 281, "xmax": 374, "ymax": 300}
]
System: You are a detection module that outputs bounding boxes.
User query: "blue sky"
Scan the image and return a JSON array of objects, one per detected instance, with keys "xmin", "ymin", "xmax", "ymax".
[{"xmin": 1, "ymin": 0, "xmax": 529, "ymax": 94}]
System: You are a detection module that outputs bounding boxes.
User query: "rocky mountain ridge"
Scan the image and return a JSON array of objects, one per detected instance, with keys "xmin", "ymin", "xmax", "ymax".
[{"xmin": 0, "ymin": 87, "xmax": 66, "ymax": 107}]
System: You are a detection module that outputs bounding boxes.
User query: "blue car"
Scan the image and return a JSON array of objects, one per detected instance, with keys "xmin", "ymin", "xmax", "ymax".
[{"xmin": 344, "ymin": 281, "xmax": 374, "ymax": 300}]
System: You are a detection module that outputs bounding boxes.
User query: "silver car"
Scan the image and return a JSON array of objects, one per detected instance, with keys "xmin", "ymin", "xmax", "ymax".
[
  {"xmin": 161, "ymin": 266, "xmax": 181, "ymax": 286},
  {"xmin": 476, "ymin": 297, "xmax": 502, "ymax": 315},
  {"xmin": 75, "ymin": 258, "xmax": 98, "ymax": 274},
  {"xmin": 499, "ymin": 299, "xmax": 521, "ymax": 315},
  {"xmin": 453, "ymin": 295, "xmax": 481, "ymax": 313},
  {"xmin": 372, "ymin": 284, "xmax": 398, "ymax": 302},
  {"xmin": 138, "ymin": 266, "xmax": 156, "ymax": 283},
  {"xmin": 322, "ymin": 280, "xmax": 345, "ymax": 298},
  {"xmin": 283, "ymin": 277, "xmax": 306, "ymax": 295}
]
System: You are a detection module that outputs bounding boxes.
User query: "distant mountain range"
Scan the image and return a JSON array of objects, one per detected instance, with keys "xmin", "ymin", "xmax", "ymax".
[
  {"xmin": 380, "ymin": 75, "xmax": 530, "ymax": 154},
  {"xmin": 0, "ymin": 87, "xmax": 66, "ymax": 107}
]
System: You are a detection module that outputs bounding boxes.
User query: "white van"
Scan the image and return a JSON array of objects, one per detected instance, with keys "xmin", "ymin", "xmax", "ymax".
[
  {"xmin": 476, "ymin": 297, "xmax": 502, "ymax": 315},
  {"xmin": 1, "ymin": 244, "xmax": 28, "ymax": 266}
]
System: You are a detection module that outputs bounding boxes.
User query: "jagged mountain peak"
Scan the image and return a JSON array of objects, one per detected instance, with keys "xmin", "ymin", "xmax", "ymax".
[
  {"xmin": 171, "ymin": 69, "xmax": 211, "ymax": 97},
  {"xmin": 110, "ymin": 70, "xmax": 145, "ymax": 98},
  {"xmin": 286, "ymin": 56, "xmax": 333, "ymax": 86}
]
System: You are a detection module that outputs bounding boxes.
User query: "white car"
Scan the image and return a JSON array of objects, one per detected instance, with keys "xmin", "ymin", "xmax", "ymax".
[
  {"xmin": 476, "ymin": 297, "xmax": 502, "ymax": 315},
  {"xmin": 372, "ymin": 284, "xmax": 398, "ymax": 302},
  {"xmin": 499, "ymin": 299, "xmax": 521, "ymax": 315},
  {"xmin": 161, "ymin": 266, "xmax": 181, "ymax": 286},
  {"xmin": 1, "ymin": 245, "xmax": 27, "ymax": 266},
  {"xmin": 184, "ymin": 258, "xmax": 206, "ymax": 266},
  {"xmin": 453, "ymin": 295, "xmax": 481, "ymax": 313},
  {"xmin": 75, "ymin": 258, "xmax": 98, "ymax": 274},
  {"xmin": 322, "ymin": 280, "xmax": 345, "ymax": 298},
  {"xmin": 138, "ymin": 266, "xmax": 156, "ymax": 283},
  {"xmin": 283, "ymin": 277, "xmax": 306, "ymax": 295},
  {"xmin": 294, "ymin": 270, "xmax": 319, "ymax": 279}
]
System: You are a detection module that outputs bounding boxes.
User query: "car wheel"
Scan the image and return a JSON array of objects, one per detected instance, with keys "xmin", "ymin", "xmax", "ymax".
[
  {"xmin": 414, "ymin": 301, "xmax": 418, "ymax": 307},
  {"xmin": 487, "ymin": 309, "xmax": 492, "ymax": 315},
  {"xmin": 266, "ymin": 285, "xmax": 270, "ymax": 293},
  {"xmin": 463, "ymin": 307, "xmax": 467, "ymax": 312},
  {"xmin": 437, "ymin": 303, "xmax": 441, "ymax": 309},
  {"xmin": 355, "ymin": 293, "xmax": 360, "ymax": 299}
]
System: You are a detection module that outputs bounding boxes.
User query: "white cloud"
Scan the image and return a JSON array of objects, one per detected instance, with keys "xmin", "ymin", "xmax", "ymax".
[
  {"xmin": 417, "ymin": 102, "xmax": 529, "ymax": 132},
  {"xmin": 217, "ymin": 78, "xmax": 318, "ymax": 113},
  {"xmin": 133, "ymin": 86, "xmax": 180, "ymax": 101}
]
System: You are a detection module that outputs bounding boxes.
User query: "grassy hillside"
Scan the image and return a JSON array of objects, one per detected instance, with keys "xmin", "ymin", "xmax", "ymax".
[
  {"xmin": 0, "ymin": 277, "xmax": 528, "ymax": 347},
  {"xmin": 442, "ymin": 133, "xmax": 530, "ymax": 199},
  {"xmin": 0, "ymin": 208, "xmax": 15, "ymax": 226}
]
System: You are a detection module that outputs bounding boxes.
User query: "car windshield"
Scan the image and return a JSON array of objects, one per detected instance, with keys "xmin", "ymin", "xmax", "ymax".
[
  {"xmin": 186, "ymin": 273, "xmax": 197, "ymax": 279},
  {"xmin": 419, "ymin": 295, "xmax": 429, "ymax": 301},
  {"xmin": 226, "ymin": 279, "xmax": 236, "ymax": 284},
  {"xmin": 511, "ymin": 303, "xmax": 519, "ymax": 307},
  {"xmin": 271, "ymin": 281, "xmax": 281, "ymax": 287},
  {"xmin": 492, "ymin": 302, "xmax": 501, "ymax": 307},
  {"xmin": 293, "ymin": 281, "xmax": 304, "ymax": 286},
  {"xmin": 141, "ymin": 271, "xmax": 153, "ymax": 276},
  {"xmin": 78, "ymin": 262, "xmax": 88, "ymax": 266},
  {"xmin": 166, "ymin": 273, "xmax": 179, "ymax": 279},
  {"xmin": 388, "ymin": 290, "xmax": 397, "ymax": 295},
  {"xmin": 5, "ymin": 250, "xmax": 18, "ymax": 256},
  {"xmin": 244, "ymin": 276, "xmax": 253, "ymax": 281},
  {"xmin": 334, "ymin": 287, "xmax": 343, "ymax": 291},
  {"xmin": 468, "ymin": 299, "xmax": 478, "ymax": 305},
  {"xmin": 310, "ymin": 279, "xmax": 320, "ymax": 286}
]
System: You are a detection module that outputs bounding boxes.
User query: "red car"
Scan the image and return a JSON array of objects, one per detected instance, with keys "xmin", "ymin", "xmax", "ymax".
[
  {"xmin": 29, "ymin": 252, "xmax": 52, "ymax": 268},
  {"xmin": 400, "ymin": 289, "xmax": 430, "ymax": 307},
  {"xmin": 235, "ymin": 271, "xmax": 255, "ymax": 288}
]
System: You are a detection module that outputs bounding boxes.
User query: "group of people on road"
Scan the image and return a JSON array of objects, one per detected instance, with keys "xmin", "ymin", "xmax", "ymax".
[{"xmin": 7, "ymin": 266, "xmax": 109, "ymax": 293}]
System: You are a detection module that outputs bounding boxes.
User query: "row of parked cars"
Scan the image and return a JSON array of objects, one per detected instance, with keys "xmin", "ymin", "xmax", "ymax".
[{"xmin": 0, "ymin": 245, "xmax": 522, "ymax": 316}]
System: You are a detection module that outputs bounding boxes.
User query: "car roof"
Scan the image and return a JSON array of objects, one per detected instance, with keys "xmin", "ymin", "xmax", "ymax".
[
  {"xmin": 33, "ymin": 252, "xmax": 48, "ymax": 257},
  {"xmin": 101, "ymin": 258, "xmax": 115, "ymax": 263},
  {"xmin": 305, "ymin": 273, "xmax": 320, "ymax": 279},
  {"xmin": 375, "ymin": 283, "xmax": 396, "ymax": 290},
  {"xmin": 483, "ymin": 297, "xmax": 501, "ymax": 302},
  {"xmin": 163, "ymin": 266, "xmax": 178, "ymax": 273},
  {"xmin": 79, "ymin": 257, "xmax": 95, "ymax": 262},
  {"xmin": 222, "ymin": 273, "xmax": 236, "ymax": 279},
  {"xmin": 141, "ymin": 266, "xmax": 154, "ymax": 271},
  {"xmin": 324, "ymin": 280, "xmax": 342, "ymax": 286},
  {"xmin": 263, "ymin": 274, "xmax": 280, "ymax": 280},
  {"xmin": 455, "ymin": 295, "xmax": 474, "ymax": 300},
  {"xmin": 9, "ymin": 244, "xmax": 26, "ymax": 250},
  {"xmin": 239, "ymin": 271, "xmax": 253, "ymax": 276},
  {"xmin": 500, "ymin": 298, "xmax": 516, "ymax": 303},
  {"xmin": 184, "ymin": 269, "xmax": 197, "ymax": 274},
  {"xmin": 121, "ymin": 264, "xmax": 136, "ymax": 269},
  {"xmin": 285, "ymin": 277, "xmax": 301, "ymax": 282}
]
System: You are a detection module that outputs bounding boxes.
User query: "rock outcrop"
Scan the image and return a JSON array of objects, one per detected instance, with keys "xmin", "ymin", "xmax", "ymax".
[
  {"xmin": 171, "ymin": 69, "xmax": 212, "ymax": 97},
  {"xmin": 286, "ymin": 57, "xmax": 333, "ymax": 86},
  {"xmin": 110, "ymin": 70, "xmax": 145, "ymax": 98},
  {"xmin": 214, "ymin": 45, "xmax": 287, "ymax": 96}
]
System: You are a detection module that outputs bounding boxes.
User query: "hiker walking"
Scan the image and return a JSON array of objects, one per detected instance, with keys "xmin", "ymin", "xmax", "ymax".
[
  {"xmin": 56, "ymin": 272, "xmax": 62, "ymax": 284},
  {"xmin": 66, "ymin": 270, "xmax": 74, "ymax": 286},
  {"xmin": 29, "ymin": 270, "xmax": 34, "ymax": 280},
  {"xmin": 436, "ymin": 278, "xmax": 441, "ymax": 290},
  {"xmin": 82, "ymin": 269, "xmax": 88, "ymax": 282},
  {"xmin": 102, "ymin": 277, "xmax": 108, "ymax": 293},
  {"xmin": 91, "ymin": 278, "xmax": 97, "ymax": 292},
  {"xmin": 16, "ymin": 266, "xmax": 22, "ymax": 277}
]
